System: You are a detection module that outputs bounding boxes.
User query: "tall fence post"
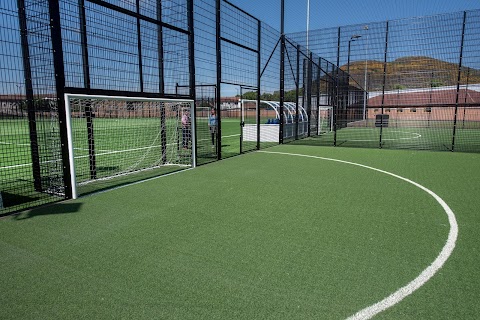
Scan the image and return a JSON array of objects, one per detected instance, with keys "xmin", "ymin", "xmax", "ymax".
[
  {"xmin": 157, "ymin": 1, "xmax": 165, "ymax": 95},
  {"xmin": 452, "ymin": 11, "xmax": 467, "ymax": 152},
  {"xmin": 17, "ymin": 0, "xmax": 42, "ymax": 192},
  {"xmin": 334, "ymin": 27, "xmax": 341, "ymax": 146},
  {"xmin": 306, "ymin": 52, "xmax": 313, "ymax": 137},
  {"xmin": 187, "ymin": 0, "xmax": 196, "ymax": 163},
  {"xmin": 295, "ymin": 44, "xmax": 300, "ymax": 140},
  {"xmin": 48, "ymin": 0, "xmax": 72, "ymax": 199},
  {"xmin": 215, "ymin": 0, "xmax": 222, "ymax": 159},
  {"xmin": 379, "ymin": 21, "xmax": 389, "ymax": 149},
  {"xmin": 78, "ymin": 0, "xmax": 97, "ymax": 179},
  {"xmin": 256, "ymin": 20, "xmax": 261, "ymax": 150},
  {"xmin": 135, "ymin": 0, "xmax": 144, "ymax": 93},
  {"xmin": 316, "ymin": 57, "xmax": 321, "ymax": 136},
  {"xmin": 279, "ymin": 0, "xmax": 285, "ymax": 144},
  {"xmin": 158, "ymin": 0, "xmax": 167, "ymax": 164}
]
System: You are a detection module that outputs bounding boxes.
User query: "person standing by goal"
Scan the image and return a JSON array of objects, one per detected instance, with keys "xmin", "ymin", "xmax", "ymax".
[
  {"xmin": 208, "ymin": 108, "xmax": 217, "ymax": 149},
  {"xmin": 182, "ymin": 110, "xmax": 191, "ymax": 149}
]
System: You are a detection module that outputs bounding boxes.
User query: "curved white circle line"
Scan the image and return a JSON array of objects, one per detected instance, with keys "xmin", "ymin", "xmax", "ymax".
[
  {"xmin": 257, "ymin": 150, "xmax": 458, "ymax": 320},
  {"xmin": 347, "ymin": 131, "xmax": 422, "ymax": 142}
]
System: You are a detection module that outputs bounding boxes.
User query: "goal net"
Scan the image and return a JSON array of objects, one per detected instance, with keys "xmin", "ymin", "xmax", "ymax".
[
  {"xmin": 65, "ymin": 94, "xmax": 195, "ymax": 198},
  {"xmin": 318, "ymin": 106, "xmax": 334, "ymax": 134}
]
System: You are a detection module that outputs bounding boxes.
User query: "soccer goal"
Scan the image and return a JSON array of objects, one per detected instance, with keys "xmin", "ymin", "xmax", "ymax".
[
  {"xmin": 318, "ymin": 106, "xmax": 334, "ymax": 134},
  {"xmin": 65, "ymin": 94, "xmax": 195, "ymax": 199}
]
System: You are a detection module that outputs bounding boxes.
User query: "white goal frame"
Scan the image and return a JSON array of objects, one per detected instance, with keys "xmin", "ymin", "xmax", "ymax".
[
  {"xmin": 65, "ymin": 94, "xmax": 195, "ymax": 199},
  {"xmin": 318, "ymin": 106, "xmax": 334, "ymax": 134}
]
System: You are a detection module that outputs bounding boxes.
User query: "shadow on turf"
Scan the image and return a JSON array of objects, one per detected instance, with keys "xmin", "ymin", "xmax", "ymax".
[{"xmin": 13, "ymin": 203, "xmax": 83, "ymax": 220}]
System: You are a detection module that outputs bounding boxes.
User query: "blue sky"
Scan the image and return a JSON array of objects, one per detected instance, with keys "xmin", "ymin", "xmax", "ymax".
[{"xmin": 228, "ymin": 0, "xmax": 480, "ymax": 32}]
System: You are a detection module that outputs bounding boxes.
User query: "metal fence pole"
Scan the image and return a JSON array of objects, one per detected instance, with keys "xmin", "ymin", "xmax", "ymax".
[
  {"xmin": 452, "ymin": 11, "xmax": 467, "ymax": 152},
  {"xmin": 316, "ymin": 57, "xmax": 321, "ymax": 135},
  {"xmin": 48, "ymin": 0, "xmax": 72, "ymax": 198},
  {"xmin": 295, "ymin": 44, "xmax": 300, "ymax": 140},
  {"xmin": 215, "ymin": 0, "xmax": 222, "ymax": 159},
  {"xmin": 379, "ymin": 21, "xmax": 389, "ymax": 149},
  {"xmin": 334, "ymin": 27, "xmax": 341, "ymax": 146},
  {"xmin": 135, "ymin": 0, "xmax": 144, "ymax": 93},
  {"xmin": 306, "ymin": 52, "xmax": 313, "ymax": 137},
  {"xmin": 257, "ymin": 20, "xmax": 261, "ymax": 150},
  {"xmin": 279, "ymin": 0, "xmax": 285, "ymax": 144},
  {"xmin": 160, "ymin": 1, "xmax": 167, "ymax": 163},
  {"xmin": 187, "ymin": 0, "xmax": 196, "ymax": 162},
  {"xmin": 78, "ymin": 0, "xmax": 97, "ymax": 179},
  {"xmin": 17, "ymin": 0, "xmax": 42, "ymax": 192},
  {"xmin": 157, "ymin": 1, "xmax": 165, "ymax": 95}
]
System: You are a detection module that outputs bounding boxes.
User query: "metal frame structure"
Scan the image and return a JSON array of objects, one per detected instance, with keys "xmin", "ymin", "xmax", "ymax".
[{"xmin": 2, "ymin": 1, "xmax": 479, "ymax": 216}]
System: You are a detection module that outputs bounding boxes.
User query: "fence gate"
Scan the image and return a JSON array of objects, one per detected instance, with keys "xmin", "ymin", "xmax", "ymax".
[{"xmin": 240, "ymin": 86, "xmax": 258, "ymax": 153}]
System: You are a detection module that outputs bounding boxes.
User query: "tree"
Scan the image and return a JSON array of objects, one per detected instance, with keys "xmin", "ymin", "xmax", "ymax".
[{"xmin": 242, "ymin": 91, "xmax": 257, "ymax": 100}]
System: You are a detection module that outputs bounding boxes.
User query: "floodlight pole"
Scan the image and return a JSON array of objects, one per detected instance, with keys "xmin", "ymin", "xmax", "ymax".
[
  {"xmin": 347, "ymin": 35, "xmax": 361, "ymax": 80},
  {"xmin": 306, "ymin": 0, "xmax": 310, "ymax": 51},
  {"xmin": 347, "ymin": 35, "xmax": 360, "ymax": 115}
]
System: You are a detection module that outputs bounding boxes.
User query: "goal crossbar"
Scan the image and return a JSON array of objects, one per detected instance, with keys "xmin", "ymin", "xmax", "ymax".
[{"xmin": 65, "ymin": 94, "xmax": 195, "ymax": 199}]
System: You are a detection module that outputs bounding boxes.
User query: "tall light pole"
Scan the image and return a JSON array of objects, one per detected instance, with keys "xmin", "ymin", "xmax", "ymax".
[
  {"xmin": 306, "ymin": 0, "xmax": 310, "ymax": 51},
  {"xmin": 363, "ymin": 25, "xmax": 369, "ymax": 121},
  {"xmin": 346, "ymin": 35, "xmax": 360, "ymax": 111},
  {"xmin": 347, "ymin": 34, "xmax": 361, "ymax": 77}
]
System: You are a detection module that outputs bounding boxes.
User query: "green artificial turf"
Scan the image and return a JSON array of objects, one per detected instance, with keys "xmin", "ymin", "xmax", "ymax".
[
  {"xmin": 1, "ymin": 145, "xmax": 479, "ymax": 319},
  {"xmin": 294, "ymin": 126, "xmax": 480, "ymax": 152}
]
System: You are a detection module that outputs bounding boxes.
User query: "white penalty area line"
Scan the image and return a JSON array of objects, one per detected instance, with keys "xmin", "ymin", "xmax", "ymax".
[{"xmin": 257, "ymin": 150, "xmax": 458, "ymax": 320}]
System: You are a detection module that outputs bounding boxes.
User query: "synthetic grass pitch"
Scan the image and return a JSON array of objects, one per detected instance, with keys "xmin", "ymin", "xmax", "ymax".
[{"xmin": 0, "ymin": 145, "xmax": 479, "ymax": 319}]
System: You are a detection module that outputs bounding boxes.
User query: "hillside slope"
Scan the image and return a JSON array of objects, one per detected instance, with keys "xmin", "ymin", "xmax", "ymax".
[{"xmin": 342, "ymin": 56, "xmax": 480, "ymax": 91}]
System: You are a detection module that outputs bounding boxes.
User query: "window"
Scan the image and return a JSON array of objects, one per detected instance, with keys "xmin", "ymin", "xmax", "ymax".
[
  {"xmin": 397, "ymin": 108, "xmax": 403, "ymax": 113},
  {"xmin": 410, "ymin": 108, "xmax": 417, "ymax": 113},
  {"xmin": 425, "ymin": 107, "xmax": 432, "ymax": 113}
]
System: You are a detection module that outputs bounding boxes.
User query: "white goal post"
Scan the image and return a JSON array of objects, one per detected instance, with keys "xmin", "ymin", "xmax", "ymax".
[
  {"xmin": 65, "ymin": 94, "xmax": 195, "ymax": 199},
  {"xmin": 318, "ymin": 106, "xmax": 334, "ymax": 134}
]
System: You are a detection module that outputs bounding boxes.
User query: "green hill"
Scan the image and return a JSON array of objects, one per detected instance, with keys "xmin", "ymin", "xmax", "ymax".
[{"xmin": 342, "ymin": 56, "xmax": 480, "ymax": 91}]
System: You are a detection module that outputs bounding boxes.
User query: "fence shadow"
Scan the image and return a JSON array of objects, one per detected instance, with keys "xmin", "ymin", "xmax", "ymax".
[{"xmin": 13, "ymin": 203, "xmax": 83, "ymax": 220}]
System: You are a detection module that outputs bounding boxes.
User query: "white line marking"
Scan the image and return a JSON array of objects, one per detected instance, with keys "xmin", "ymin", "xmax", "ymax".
[
  {"xmin": 343, "ymin": 131, "xmax": 422, "ymax": 142},
  {"xmin": 0, "ymin": 142, "xmax": 182, "ymax": 171},
  {"xmin": 78, "ymin": 144, "xmax": 164, "ymax": 158},
  {"xmin": 0, "ymin": 141, "xmax": 31, "ymax": 146},
  {"xmin": 81, "ymin": 167, "xmax": 194, "ymax": 198},
  {"xmin": 196, "ymin": 133, "xmax": 240, "ymax": 144},
  {"xmin": 258, "ymin": 150, "xmax": 458, "ymax": 320},
  {"xmin": 73, "ymin": 147, "xmax": 114, "ymax": 153},
  {"xmin": 1, "ymin": 133, "xmax": 240, "ymax": 171},
  {"xmin": 197, "ymin": 133, "xmax": 240, "ymax": 142},
  {"xmin": 222, "ymin": 134, "xmax": 241, "ymax": 139},
  {"xmin": 2, "ymin": 133, "xmax": 239, "ymax": 170}
]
